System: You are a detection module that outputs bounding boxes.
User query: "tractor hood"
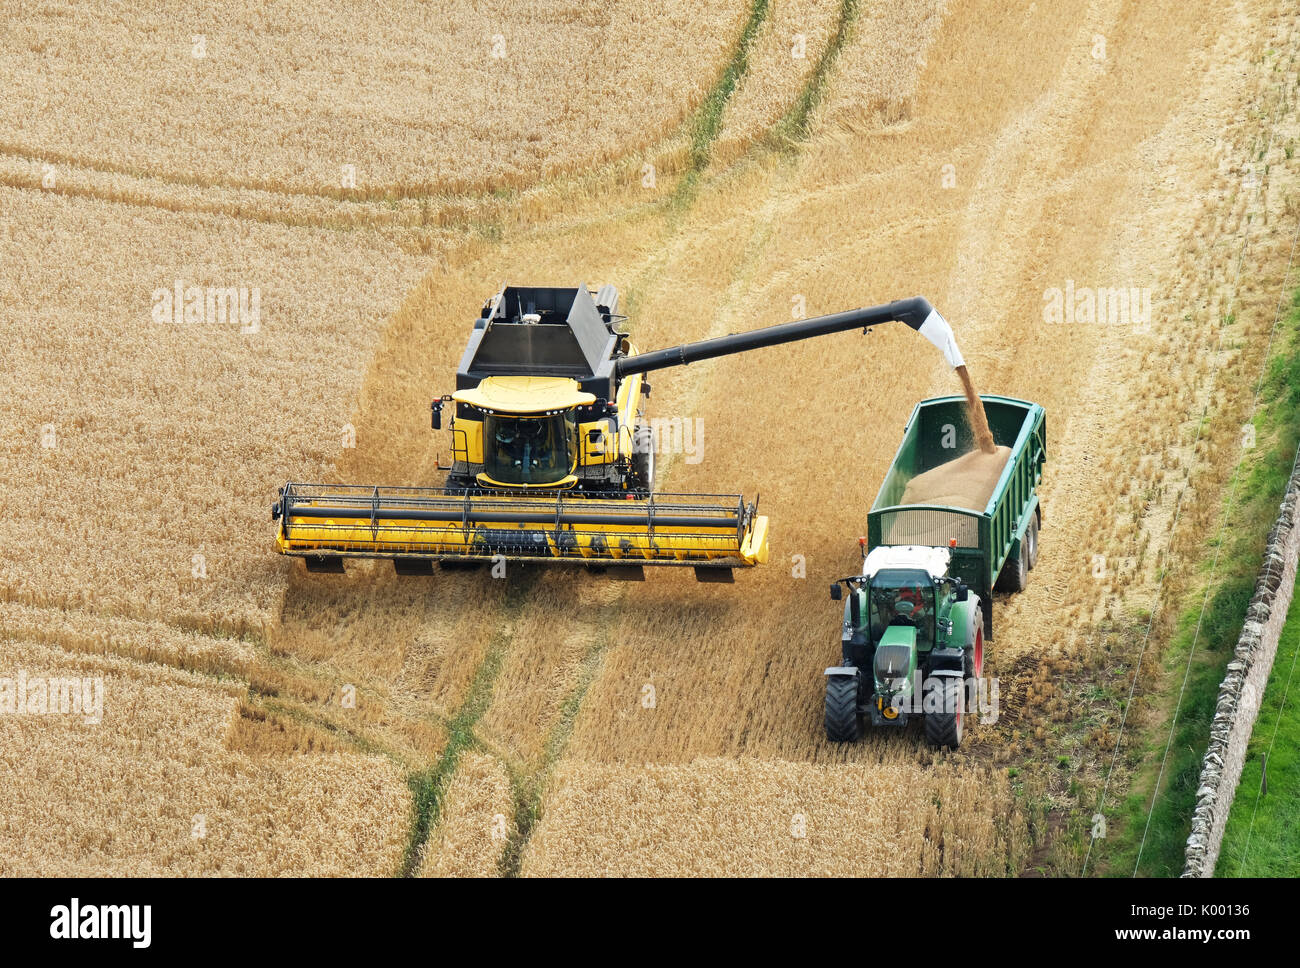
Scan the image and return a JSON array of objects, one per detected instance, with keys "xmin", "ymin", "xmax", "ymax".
[{"xmin": 874, "ymin": 625, "xmax": 917, "ymax": 691}]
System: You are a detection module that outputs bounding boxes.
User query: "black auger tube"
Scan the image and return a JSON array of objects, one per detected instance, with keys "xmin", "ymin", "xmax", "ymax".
[{"xmin": 614, "ymin": 297, "xmax": 935, "ymax": 376}]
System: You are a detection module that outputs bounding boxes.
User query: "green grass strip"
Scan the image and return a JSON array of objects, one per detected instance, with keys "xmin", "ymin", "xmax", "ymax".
[
  {"xmin": 398, "ymin": 575, "xmax": 535, "ymax": 877},
  {"xmin": 497, "ymin": 633, "xmax": 609, "ymax": 877},
  {"xmin": 1217, "ymin": 535, "xmax": 1300, "ymax": 874},
  {"xmin": 673, "ymin": 0, "xmax": 771, "ymax": 207}
]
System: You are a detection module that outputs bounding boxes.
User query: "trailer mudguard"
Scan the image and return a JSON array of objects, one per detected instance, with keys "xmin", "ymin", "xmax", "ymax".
[{"xmin": 1007, "ymin": 492, "xmax": 1041, "ymax": 562}]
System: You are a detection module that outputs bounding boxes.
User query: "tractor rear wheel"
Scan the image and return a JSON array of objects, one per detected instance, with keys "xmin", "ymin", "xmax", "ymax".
[
  {"xmin": 967, "ymin": 614, "xmax": 984, "ymax": 680},
  {"xmin": 824, "ymin": 676, "xmax": 861, "ymax": 742},
  {"xmin": 924, "ymin": 677, "xmax": 965, "ymax": 749}
]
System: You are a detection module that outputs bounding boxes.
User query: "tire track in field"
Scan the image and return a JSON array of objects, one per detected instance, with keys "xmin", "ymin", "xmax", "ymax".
[
  {"xmin": 398, "ymin": 572, "xmax": 538, "ymax": 877},
  {"xmin": 483, "ymin": 0, "xmax": 866, "ymax": 875}
]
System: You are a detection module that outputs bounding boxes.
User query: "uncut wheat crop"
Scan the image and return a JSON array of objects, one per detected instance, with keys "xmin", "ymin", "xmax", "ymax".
[{"xmin": 0, "ymin": 0, "xmax": 746, "ymax": 197}]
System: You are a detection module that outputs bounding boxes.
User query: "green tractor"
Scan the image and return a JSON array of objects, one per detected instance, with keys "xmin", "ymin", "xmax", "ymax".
[{"xmin": 824, "ymin": 544, "xmax": 985, "ymax": 749}]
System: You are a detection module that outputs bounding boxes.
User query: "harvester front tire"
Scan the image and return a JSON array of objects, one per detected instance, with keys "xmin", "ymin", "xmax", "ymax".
[
  {"xmin": 824, "ymin": 676, "xmax": 861, "ymax": 743},
  {"xmin": 924, "ymin": 678, "xmax": 964, "ymax": 749},
  {"xmin": 630, "ymin": 425, "xmax": 655, "ymax": 495}
]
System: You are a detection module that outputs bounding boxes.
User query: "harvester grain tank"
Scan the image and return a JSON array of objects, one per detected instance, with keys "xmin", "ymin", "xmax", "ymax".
[
  {"xmin": 824, "ymin": 395, "xmax": 1047, "ymax": 748},
  {"xmin": 273, "ymin": 284, "xmax": 968, "ymax": 580}
]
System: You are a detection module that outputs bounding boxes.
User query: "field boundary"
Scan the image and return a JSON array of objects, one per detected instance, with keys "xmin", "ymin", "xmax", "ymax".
[{"xmin": 1183, "ymin": 447, "xmax": 1300, "ymax": 877}]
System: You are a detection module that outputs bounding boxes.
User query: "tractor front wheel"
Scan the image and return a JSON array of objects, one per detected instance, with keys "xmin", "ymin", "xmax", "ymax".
[
  {"xmin": 824, "ymin": 676, "xmax": 861, "ymax": 742},
  {"xmin": 924, "ymin": 677, "xmax": 965, "ymax": 749}
]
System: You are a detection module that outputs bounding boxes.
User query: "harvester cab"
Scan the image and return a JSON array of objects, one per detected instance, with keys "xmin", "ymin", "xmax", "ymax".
[
  {"xmin": 824, "ymin": 544, "xmax": 984, "ymax": 749},
  {"xmin": 274, "ymin": 284, "xmax": 970, "ymax": 581},
  {"xmin": 436, "ymin": 284, "xmax": 653, "ymax": 494}
]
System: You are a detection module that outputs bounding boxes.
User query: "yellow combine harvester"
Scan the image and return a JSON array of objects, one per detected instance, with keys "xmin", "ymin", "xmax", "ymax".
[{"xmin": 273, "ymin": 284, "xmax": 965, "ymax": 580}]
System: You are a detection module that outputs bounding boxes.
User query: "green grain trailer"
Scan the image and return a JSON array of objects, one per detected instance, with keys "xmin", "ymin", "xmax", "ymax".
[{"xmin": 866, "ymin": 394, "xmax": 1047, "ymax": 641}]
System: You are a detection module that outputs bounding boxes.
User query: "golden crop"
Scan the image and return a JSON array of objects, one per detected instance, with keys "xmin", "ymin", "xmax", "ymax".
[{"xmin": 2, "ymin": 0, "xmax": 1293, "ymax": 877}]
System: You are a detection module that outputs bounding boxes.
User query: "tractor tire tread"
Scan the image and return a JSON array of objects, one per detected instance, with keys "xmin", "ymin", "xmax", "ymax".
[{"xmin": 824, "ymin": 676, "xmax": 861, "ymax": 742}]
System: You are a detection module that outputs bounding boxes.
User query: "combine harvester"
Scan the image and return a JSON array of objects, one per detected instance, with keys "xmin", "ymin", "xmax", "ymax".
[
  {"xmin": 824, "ymin": 395, "xmax": 1047, "ymax": 748},
  {"xmin": 273, "ymin": 284, "xmax": 967, "ymax": 580}
]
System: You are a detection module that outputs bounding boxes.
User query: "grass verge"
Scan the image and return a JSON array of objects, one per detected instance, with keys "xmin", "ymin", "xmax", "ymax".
[
  {"xmin": 1103, "ymin": 288, "xmax": 1300, "ymax": 876},
  {"xmin": 1217, "ymin": 556, "xmax": 1300, "ymax": 874}
]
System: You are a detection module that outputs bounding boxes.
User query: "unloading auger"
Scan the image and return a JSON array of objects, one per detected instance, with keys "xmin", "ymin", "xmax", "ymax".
[{"xmin": 272, "ymin": 284, "xmax": 966, "ymax": 580}]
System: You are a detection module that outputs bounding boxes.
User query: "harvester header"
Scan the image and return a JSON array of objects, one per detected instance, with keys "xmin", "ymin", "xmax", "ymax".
[{"xmin": 274, "ymin": 284, "xmax": 968, "ymax": 580}]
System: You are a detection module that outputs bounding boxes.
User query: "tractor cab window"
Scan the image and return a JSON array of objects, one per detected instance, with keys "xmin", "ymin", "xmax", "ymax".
[
  {"xmin": 869, "ymin": 568, "xmax": 935, "ymax": 652},
  {"xmin": 484, "ymin": 412, "xmax": 575, "ymax": 485}
]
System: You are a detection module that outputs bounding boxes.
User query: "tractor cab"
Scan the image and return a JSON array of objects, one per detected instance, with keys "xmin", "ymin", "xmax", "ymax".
[
  {"xmin": 860, "ymin": 544, "xmax": 955, "ymax": 649},
  {"xmin": 868, "ymin": 567, "xmax": 936, "ymax": 653}
]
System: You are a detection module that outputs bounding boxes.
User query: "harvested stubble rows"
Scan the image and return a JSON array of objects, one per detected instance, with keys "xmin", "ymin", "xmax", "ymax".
[
  {"xmin": 523, "ymin": 758, "xmax": 1027, "ymax": 876},
  {"xmin": 0, "ymin": 639, "xmax": 409, "ymax": 876}
]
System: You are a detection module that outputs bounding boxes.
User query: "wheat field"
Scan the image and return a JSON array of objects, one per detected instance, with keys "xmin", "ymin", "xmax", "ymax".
[
  {"xmin": 2, "ymin": 0, "xmax": 1297, "ymax": 876},
  {"xmin": 0, "ymin": 1, "xmax": 745, "ymax": 196}
]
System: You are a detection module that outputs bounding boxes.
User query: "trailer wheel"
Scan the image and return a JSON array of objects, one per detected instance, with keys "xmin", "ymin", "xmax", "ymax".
[
  {"xmin": 1026, "ymin": 514, "xmax": 1040, "ymax": 570},
  {"xmin": 924, "ymin": 678, "xmax": 964, "ymax": 749},
  {"xmin": 824, "ymin": 676, "xmax": 861, "ymax": 742},
  {"xmin": 995, "ymin": 534, "xmax": 1028, "ymax": 594}
]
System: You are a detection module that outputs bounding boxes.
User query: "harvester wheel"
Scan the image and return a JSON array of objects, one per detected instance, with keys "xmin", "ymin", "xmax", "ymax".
[
  {"xmin": 1026, "ymin": 513, "xmax": 1040, "ymax": 570},
  {"xmin": 995, "ymin": 533, "xmax": 1028, "ymax": 594},
  {"xmin": 924, "ymin": 678, "xmax": 964, "ymax": 749},
  {"xmin": 824, "ymin": 676, "xmax": 861, "ymax": 742},
  {"xmin": 630, "ymin": 424, "xmax": 655, "ymax": 494}
]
